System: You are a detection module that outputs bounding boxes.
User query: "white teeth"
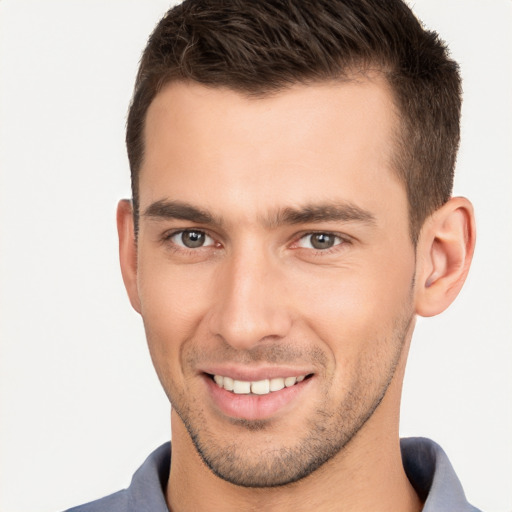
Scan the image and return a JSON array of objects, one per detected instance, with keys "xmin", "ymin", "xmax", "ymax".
[
  {"xmin": 251, "ymin": 379, "xmax": 270, "ymax": 395},
  {"xmin": 284, "ymin": 376, "xmax": 297, "ymax": 387},
  {"xmin": 223, "ymin": 376, "xmax": 234, "ymax": 391},
  {"xmin": 269, "ymin": 377, "xmax": 285, "ymax": 392},
  {"xmin": 233, "ymin": 380, "xmax": 251, "ymax": 394},
  {"xmin": 213, "ymin": 374, "xmax": 308, "ymax": 395}
]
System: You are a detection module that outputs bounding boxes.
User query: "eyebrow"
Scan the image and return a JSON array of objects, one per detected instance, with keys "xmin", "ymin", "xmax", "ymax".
[
  {"xmin": 267, "ymin": 203, "xmax": 376, "ymax": 227},
  {"xmin": 142, "ymin": 199, "xmax": 376, "ymax": 228},
  {"xmin": 143, "ymin": 199, "xmax": 220, "ymax": 225}
]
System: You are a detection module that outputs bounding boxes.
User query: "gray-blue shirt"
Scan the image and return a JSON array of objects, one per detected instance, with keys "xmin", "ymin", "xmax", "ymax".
[{"xmin": 66, "ymin": 437, "xmax": 481, "ymax": 511}]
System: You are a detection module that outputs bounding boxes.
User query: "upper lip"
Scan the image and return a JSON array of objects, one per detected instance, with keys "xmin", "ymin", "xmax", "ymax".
[{"xmin": 198, "ymin": 365, "xmax": 314, "ymax": 382}]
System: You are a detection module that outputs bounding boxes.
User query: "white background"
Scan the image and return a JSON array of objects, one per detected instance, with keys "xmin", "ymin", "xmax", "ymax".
[{"xmin": 0, "ymin": 1, "xmax": 510, "ymax": 511}]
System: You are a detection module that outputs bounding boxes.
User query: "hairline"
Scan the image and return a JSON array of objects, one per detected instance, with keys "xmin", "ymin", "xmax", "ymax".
[{"xmin": 131, "ymin": 70, "xmax": 421, "ymax": 243}]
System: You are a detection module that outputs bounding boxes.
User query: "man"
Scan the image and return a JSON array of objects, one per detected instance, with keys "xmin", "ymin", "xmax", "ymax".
[{"xmin": 69, "ymin": 0, "xmax": 479, "ymax": 510}]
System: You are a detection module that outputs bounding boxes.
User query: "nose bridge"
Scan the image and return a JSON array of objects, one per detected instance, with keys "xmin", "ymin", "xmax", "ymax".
[{"xmin": 209, "ymin": 240, "xmax": 291, "ymax": 350}]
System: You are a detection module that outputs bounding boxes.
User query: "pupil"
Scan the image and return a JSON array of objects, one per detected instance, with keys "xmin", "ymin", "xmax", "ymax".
[
  {"xmin": 182, "ymin": 231, "xmax": 205, "ymax": 248},
  {"xmin": 311, "ymin": 233, "xmax": 334, "ymax": 249}
]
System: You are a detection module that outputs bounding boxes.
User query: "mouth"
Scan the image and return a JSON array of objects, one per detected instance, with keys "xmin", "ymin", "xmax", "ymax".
[
  {"xmin": 201, "ymin": 367, "xmax": 315, "ymax": 421},
  {"xmin": 209, "ymin": 373, "xmax": 312, "ymax": 396}
]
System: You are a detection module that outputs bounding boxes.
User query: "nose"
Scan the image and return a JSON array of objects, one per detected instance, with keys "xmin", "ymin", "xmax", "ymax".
[{"xmin": 208, "ymin": 247, "xmax": 293, "ymax": 351}]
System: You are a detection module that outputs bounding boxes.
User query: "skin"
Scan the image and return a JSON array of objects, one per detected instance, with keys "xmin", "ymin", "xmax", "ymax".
[{"xmin": 118, "ymin": 79, "xmax": 475, "ymax": 511}]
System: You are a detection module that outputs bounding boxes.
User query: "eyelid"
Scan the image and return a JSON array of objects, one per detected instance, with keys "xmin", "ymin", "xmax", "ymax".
[
  {"xmin": 159, "ymin": 227, "xmax": 351, "ymax": 252},
  {"xmin": 161, "ymin": 228, "xmax": 218, "ymax": 248},
  {"xmin": 290, "ymin": 230, "xmax": 352, "ymax": 251}
]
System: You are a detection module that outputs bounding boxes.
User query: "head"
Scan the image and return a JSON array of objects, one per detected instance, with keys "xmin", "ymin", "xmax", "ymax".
[
  {"xmin": 118, "ymin": 0, "xmax": 474, "ymax": 493},
  {"xmin": 126, "ymin": 0, "xmax": 462, "ymax": 243}
]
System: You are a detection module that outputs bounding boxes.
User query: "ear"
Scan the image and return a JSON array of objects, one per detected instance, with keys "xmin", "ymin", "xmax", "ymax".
[
  {"xmin": 414, "ymin": 197, "xmax": 476, "ymax": 317},
  {"xmin": 117, "ymin": 199, "xmax": 141, "ymax": 313}
]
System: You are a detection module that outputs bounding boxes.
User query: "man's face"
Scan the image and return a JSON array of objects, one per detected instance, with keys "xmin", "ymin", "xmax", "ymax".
[{"xmin": 131, "ymin": 79, "xmax": 417, "ymax": 486}]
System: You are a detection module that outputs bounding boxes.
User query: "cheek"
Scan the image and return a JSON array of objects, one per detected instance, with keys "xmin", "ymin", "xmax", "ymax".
[
  {"xmin": 137, "ymin": 258, "xmax": 215, "ymax": 364},
  {"xmin": 291, "ymin": 256, "xmax": 415, "ymax": 355}
]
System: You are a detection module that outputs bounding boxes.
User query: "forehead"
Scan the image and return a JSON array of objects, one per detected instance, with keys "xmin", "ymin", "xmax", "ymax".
[{"xmin": 140, "ymin": 79, "xmax": 405, "ymax": 226}]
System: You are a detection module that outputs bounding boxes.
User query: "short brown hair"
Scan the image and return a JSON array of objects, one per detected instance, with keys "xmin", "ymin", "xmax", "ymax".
[{"xmin": 126, "ymin": 0, "xmax": 462, "ymax": 241}]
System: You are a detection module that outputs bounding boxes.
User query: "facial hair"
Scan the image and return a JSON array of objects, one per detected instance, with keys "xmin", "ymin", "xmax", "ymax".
[{"xmin": 166, "ymin": 310, "xmax": 414, "ymax": 488}]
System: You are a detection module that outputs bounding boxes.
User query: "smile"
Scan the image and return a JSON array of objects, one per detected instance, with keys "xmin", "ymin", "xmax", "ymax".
[
  {"xmin": 204, "ymin": 370, "xmax": 315, "ymax": 420},
  {"xmin": 212, "ymin": 374, "xmax": 308, "ymax": 395}
]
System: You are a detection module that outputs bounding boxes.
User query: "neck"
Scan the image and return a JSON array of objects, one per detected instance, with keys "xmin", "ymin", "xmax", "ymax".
[
  {"xmin": 168, "ymin": 423, "xmax": 420, "ymax": 512},
  {"xmin": 166, "ymin": 367, "xmax": 421, "ymax": 512}
]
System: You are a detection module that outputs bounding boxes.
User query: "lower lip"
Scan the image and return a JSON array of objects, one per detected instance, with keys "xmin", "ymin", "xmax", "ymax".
[{"xmin": 204, "ymin": 375, "xmax": 312, "ymax": 421}]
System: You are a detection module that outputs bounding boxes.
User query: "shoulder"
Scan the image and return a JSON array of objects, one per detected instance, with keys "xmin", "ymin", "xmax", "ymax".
[
  {"xmin": 63, "ymin": 442, "xmax": 171, "ymax": 512},
  {"xmin": 401, "ymin": 437, "xmax": 482, "ymax": 512},
  {"xmin": 64, "ymin": 490, "xmax": 128, "ymax": 512}
]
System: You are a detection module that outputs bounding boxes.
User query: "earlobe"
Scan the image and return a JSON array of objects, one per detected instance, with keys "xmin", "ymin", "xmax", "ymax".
[
  {"xmin": 117, "ymin": 199, "xmax": 142, "ymax": 313},
  {"xmin": 414, "ymin": 197, "xmax": 476, "ymax": 317}
]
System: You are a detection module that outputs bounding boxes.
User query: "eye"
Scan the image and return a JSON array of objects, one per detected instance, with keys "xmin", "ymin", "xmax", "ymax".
[
  {"xmin": 296, "ymin": 233, "xmax": 343, "ymax": 250},
  {"xmin": 170, "ymin": 230, "xmax": 215, "ymax": 249}
]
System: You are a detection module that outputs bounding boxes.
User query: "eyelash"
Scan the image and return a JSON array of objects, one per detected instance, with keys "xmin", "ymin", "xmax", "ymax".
[
  {"xmin": 160, "ymin": 229, "xmax": 351, "ymax": 256},
  {"xmin": 292, "ymin": 231, "xmax": 350, "ymax": 254},
  {"xmin": 160, "ymin": 229, "xmax": 218, "ymax": 254}
]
